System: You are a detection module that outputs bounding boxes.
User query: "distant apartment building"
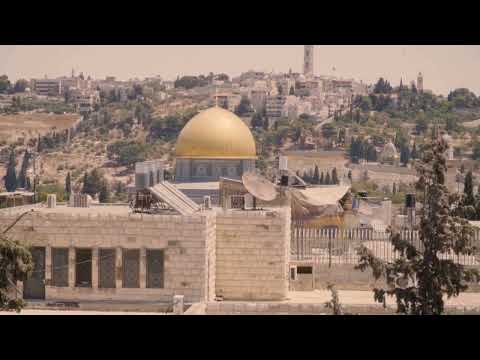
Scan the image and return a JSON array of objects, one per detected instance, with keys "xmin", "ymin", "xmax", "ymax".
[
  {"xmin": 266, "ymin": 95, "xmax": 286, "ymax": 119},
  {"xmin": 31, "ymin": 78, "xmax": 62, "ymax": 96},
  {"xmin": 250, "ymin": 88, "xmax": 268, "ymax": 113},
  {"xmin": 214, "ymin": 92, "xmax": 241, "ymax": 113}
]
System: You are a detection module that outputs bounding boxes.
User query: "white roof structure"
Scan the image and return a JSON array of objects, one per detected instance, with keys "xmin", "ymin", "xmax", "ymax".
[{"xmin": 294, "ymin": 185, "xmax": 350, "ymax": 206}]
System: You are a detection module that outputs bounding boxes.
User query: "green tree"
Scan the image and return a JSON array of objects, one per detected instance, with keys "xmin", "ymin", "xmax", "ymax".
[
  {"xmin": 234, "ymin": 96, "xmax": 251, "ymax": 116},
  {"xmin": 0, "ymin": 75, "xmax": 11, "ymax": 93},
  {"xmin": 463, "ymin": 170, "xmax": 475, "ymax": 208},
  {"xmin": 263, "ymin": 117, "xmax": 269, "ymax": 131},
  {"xmin": 472, "ymin": 142, "xmax": 480, "ymax": 160},
  {"xmin": 65, "ymin": 172, "xmax": 71, "ymax": 197},
  {"xmin": 17, "ymin": 150, "xmax": 30, "ymax": 189},
  {"xmin": 400, "ymin": 145, "xmax": 410, "ymax": 166},
  {"xmin": 411, "ymin": 142, "xmax": 418, "ymax": 160},
  {"xmin": 356, "ymin": 136, "xmax": 480, "ymax": 315},
  {"xmin": 289, "ymin": 86, "xmax": 295, "ymax": 95},
  {"xmin": 4, "ymin": 147, "xmax": 17, "ymax": 192},
  {"xmin": 392, "ymin": 182, "xmax": 397, "ymax": 194},
  {"xmin": 320, "ymin": 172, "xmax": 324, "ymax": 185},
  {"xmin": 322, "ymin": 123, "xmax": 337, "ymax": 141},
  {"xmin": 82, "ymin": 169, "xmax": 104, "ymax": 198},
  {"xmin": 415, "ymin": 115, "xmax": 429, "ymax": 135},
  {"xmin": 25, "ymin": 177, "xmax": 31, "ymax": 191},
  {"xmin": 313, "ymin": 165, "xmax": 320, "ymax": 184},
  {"xmin": 251, "ymin": 112, "xmax": 263, "ymax": 128},
  {"xmin": 0, "ymin": 233, "xmax": 33, "ymax": 312},
  {"xmin": 325, "ymin": 172, "xmax": 331, "ymax": 185},
  {"xmin": 13, "ymin": 79, "xmax": 28, "ymax": 93},
  {"xmin": 99, "ymin": 181, "xmax": 110, "ymax": 203},
  {"xmin": 332, "ymin": 168, "xmax": 339, "ymax": 184}
]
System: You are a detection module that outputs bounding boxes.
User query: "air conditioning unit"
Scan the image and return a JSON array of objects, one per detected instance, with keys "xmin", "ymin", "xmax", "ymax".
[{"xmin": 244, "ymin": 193, "xmax": 254, "ymax": 210}]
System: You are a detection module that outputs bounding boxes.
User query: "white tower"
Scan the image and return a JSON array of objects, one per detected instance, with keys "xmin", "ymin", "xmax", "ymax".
[
  {"xmin": 303, "ymin": 45, "xmax": 314, "ymax": 78},
  {"xmin": 417, "ymin": 72, "xmax": 423, "ymax": 93}
]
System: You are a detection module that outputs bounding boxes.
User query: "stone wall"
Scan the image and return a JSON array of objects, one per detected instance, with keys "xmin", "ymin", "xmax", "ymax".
[
  {"xmin": 0, "ymin": 207, "xmax": 216, "ymax": 304},
  {"xmin": 215, "ymin": 207, "xmax": 290, "ymax": 300}
]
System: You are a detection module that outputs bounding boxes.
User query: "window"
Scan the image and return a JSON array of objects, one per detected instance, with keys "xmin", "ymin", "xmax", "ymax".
[
  {"xmin": 99, "ymin": 249, "xmax": 116, "ymax": 289},
  {"xmin": 297, "ymin": 266, "xmax": 313, "ymax": 274},
  {"xmin": 75, "ymin": 248, "xmax": 92, "ymax": 287},
  {"xmin": 122, "ymin": 249, "xmax": 140, "ymax": 288},
  {"xmin": 52, "ymin": 248, "xmax": 69, "ymax": 287},
  {"xmin": 146, "ymin": 250, "xmax": 164, "ymax": 288}
]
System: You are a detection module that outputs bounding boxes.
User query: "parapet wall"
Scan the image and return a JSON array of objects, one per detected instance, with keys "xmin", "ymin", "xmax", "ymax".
[{"xmin": 215, "ymin": 207, "xmax": 290, "ymax": 301}]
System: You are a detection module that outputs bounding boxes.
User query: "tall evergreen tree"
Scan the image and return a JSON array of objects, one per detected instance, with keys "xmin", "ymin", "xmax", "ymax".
[
  {"xmin": 332, "ymin": 168, "xmax": 339, "ymax": 184},
  {"xmin": 325, "ymin": 172, "xmax": 331, "ymax": 185},
  {"xmin": 99, "ymin": 181, "xmax": 110, "ymax": 203},
  {"xmin": 463, "ymin": 170, "xmax": 475, "ymax": 208},
  {"xmin": 357, "ymin": 136, "xmax": 480, "ymax": 314},
  {"xmin": 4, "ymin": 147, "xmax": 17, "ymax": 192},
  {"xmin": 400, "ymin": 145, "xmax": 410, "ymax": 166},
  {"xmin": 392, "ymin": 182, "xmax": 397, "ymax": 194},
  {"xmin": 320, "ymin": 172, "xmax": 324, "ymax": 185},
  {"xmin": 17, "ymin": 150, "xmax": 30, "ymax": 189},
  {"xmin": 25, "ymin": 177, "xmax": 31, "ymax": 191},
  {"xmin": 65, "ymin": 172, "xmax": 72, "ymax": 197},
  {"xmin": 313, "ymin": 165, "xmax": 320, "ymax": 184},
  {"xmin": 411, "ymin": 142, "xmax": 418, "ymax": 160}
]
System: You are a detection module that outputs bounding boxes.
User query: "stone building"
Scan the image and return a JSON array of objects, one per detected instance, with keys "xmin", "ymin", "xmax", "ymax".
[
  {"xmin": 2, "ymin": 201, "xmax": 290, "ymax": 304},
  {"xmin": 174, "ymin": 107, "xmax": 256, "ymax": 182}
]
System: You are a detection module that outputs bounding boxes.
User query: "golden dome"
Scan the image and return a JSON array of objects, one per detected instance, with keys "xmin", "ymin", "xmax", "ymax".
[{"xmin": 175, "ymin": 107, "xmax": 257, "ymax": 159}]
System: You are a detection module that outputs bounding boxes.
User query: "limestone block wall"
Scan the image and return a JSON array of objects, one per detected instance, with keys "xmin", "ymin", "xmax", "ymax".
[
  {"xmin": 215, "ymin": 207, "xmax": 291, "ymax": 301},
  {"xmin": 0, "ymin": 207, "xmax": 216, "ymax": 304}
]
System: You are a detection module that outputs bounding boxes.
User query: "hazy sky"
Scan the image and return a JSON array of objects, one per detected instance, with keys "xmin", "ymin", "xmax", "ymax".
[{"xmin": 1, "ymin": 45, "xmax": 479, "ymax": 95}]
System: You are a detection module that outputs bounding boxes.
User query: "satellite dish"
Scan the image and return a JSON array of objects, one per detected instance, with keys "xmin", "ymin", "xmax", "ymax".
[{"xmin": 242, "ymin": 172, "xmax": 278, "ymax": 202}]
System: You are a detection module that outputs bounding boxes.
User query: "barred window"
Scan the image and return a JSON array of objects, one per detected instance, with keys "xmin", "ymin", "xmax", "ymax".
[
  {"xmin": 75, "ymin": 248, "xmax": 92, "ymax": 287},
  {"xmin": 99, "ymin": 249, "xmax": 116, "ymax": 289},
  {"xmin": 52, "ymin": 248, "xmax": 69, "ymax": 287},
  {"xmin": 122, "ymin": 249, "xmax": 140, "ymax": 288},
  {"xmin": 147, "ymin": 250, "xmax": 164, "ymax": 288}
]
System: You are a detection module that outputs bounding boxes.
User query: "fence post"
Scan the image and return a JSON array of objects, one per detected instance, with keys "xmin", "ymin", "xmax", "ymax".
[{"xmin": 328, "ymin": 228, "xmax": 332, "ymax": 269}]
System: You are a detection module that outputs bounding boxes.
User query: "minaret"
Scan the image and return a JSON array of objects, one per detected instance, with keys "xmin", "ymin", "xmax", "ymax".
[
  {"xmin": 303, "ymin": 45, "xmax": 314, "ymax": 78},
  {"xmin": 417, "ymin": 72, "xmax": 423, "ymax": 93}
]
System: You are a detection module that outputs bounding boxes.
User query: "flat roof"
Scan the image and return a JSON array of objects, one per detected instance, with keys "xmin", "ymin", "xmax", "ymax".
[{"xmin": 2, "ymin": 204, "xmax": 132, "ymax": 217}]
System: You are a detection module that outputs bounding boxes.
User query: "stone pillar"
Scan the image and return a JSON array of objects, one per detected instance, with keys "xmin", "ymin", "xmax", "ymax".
[
  {"xmin": 45, "ymin": 246, "xmax": 52, "ymax": 284},
  {"xmin": 173, "ymin": 295, "xmax": 184, "ymax": 315},
  {"xmin": 115, "ymin": 247, "xmax": 123, "ymax": 289},
  {"xmin": 68, "ymin": 247, "xmax": 75, "ymax": 288},
  {"xmin": 92, "ymin": 248, "xmax": 99, "ymax": 289},
  {"xmin": 140, "ymin": 247, "xmax": 147, "ymax": 289}
]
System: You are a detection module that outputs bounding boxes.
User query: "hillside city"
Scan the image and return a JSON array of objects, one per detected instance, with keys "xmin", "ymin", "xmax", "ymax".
[{"xmin": 1, "ymin": 45, "xmax": 480, "ymax": 315}]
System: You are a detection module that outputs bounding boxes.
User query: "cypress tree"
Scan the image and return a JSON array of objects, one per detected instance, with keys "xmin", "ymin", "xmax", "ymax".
[
  {"xmin": 65, "ymin": 172, "xmax": 71, "ymax": 197},
  {"xmin": 17, "ymin": 150, "xmax": 30, "ymax": 189},
  {"xmin": 411, "ymin": 142, "xmax": 418, "ymax": 160},
  {"xmin": 463, "ymin": 170, "xmax": 475, "ymax": 207},
  {"xmin": 325, "ymin": 172, "xmax": 331, "ymax": 185},
  {"xmin": 320, "ymin": 172, "xmax": 324, "ymax": 185},
  {"xmin": 82, "ymin": 172, "xmax": 89, "ymax": 195},
  {"xmin": 357, "ymin": 136, "xmax": 480, "ymax": 315},
  {"xmin": 26, "ymin": 176, "xmax": 31, "ymax": 191},
  {"xmin": 4, "ymin": 147, "xmax": 17, "ymax": 192},
  {"xmin": 313, "ymin": 165, "xmax": 320, "ymax": 184},
  {"xmin": 99, "ymin": 181, "xmax": 110, "ymax": 203},
  {"xmin": 392, "ymin": 182, "xmax": 397, "ymax": 194},
  {"xmin": 332, "ymin": 168, "xmax": 339, "ymax": 184}
]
